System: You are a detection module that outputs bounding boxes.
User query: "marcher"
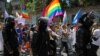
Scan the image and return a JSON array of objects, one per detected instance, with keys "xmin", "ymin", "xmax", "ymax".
[
  {"xmin": 90, "ymin": 23, "xmax": 100, "ymax": 56},
  {"xmin": 16, "ymin": 23, "xmax": 23, "ymax": 52},
  {"xmin": 48, "ymin": 23, "xmax": 58, "ymax": 56},
  {"xmin": 54, "ymin": 25, "xmax": 62, "ymax": 56},
  {"xmin": 67, "ymin": 24, "xmax": 75, "ymax": 56},
  {"xmin": 61, "ymin": 24, "xmax": 69, "ymax": 54}
]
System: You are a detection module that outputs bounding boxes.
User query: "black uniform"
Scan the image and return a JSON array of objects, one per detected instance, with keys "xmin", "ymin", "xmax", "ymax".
[
  {"xmin": 2, "ymin": 17, "xmax": 19, "ymax": 56},
  {"xmin": 76, "ymin": 13, "xmax": 94, "ymax": 56},
  {"xmin": 31, "ymin": 17, "xmax": 50, "ymax": 56}
]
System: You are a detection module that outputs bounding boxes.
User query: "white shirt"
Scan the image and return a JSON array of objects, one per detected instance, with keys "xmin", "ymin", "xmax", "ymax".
[
  {"xmin": 92, "ymin": 29, "xmax": 100, "ymax": 46},
  {"xmin": 68, "ymin": 28, "xmax": 73, "ymax": 39},
  {"xmin": 71, "ymin": 28, "xmax": 76, "ymax": 45},
  {"xmin": 0, "ymin": 30, "xmax": 4, "ymax": 51},
  {"xmin": 67, "ymin": 28, "xmax": 76, "ymax": 45}
]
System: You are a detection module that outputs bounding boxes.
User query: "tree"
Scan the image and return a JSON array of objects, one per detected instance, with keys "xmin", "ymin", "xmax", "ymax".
[{"xmin": 34, "ymin": 0, "xmax": 46, "ymax": 14}]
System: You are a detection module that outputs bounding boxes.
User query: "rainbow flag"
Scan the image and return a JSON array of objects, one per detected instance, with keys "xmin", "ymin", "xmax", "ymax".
[
  {"xmin": 21, "ymin": 5, "xmax": 30, "ymax": 19},
  {"xmin": 42, "ymin": 0, "xmax": 63, "ymax": 19}
]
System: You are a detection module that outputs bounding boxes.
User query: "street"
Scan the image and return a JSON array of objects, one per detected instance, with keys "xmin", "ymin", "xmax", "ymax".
[{"xmin": 62, "ymin": 47, "xmax": 100, "ymax": 56}]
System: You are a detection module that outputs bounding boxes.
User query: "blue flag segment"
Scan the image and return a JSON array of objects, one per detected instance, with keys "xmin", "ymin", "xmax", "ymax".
[{"xmin": 72, "ymin": 9, "xmax": 82, "ymax": 25}]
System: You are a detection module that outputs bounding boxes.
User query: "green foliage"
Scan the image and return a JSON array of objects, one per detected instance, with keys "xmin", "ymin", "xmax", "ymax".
[
  {"xmin": 6, "ymin": 3, "xmax": 13, "ymax": 14},
  {"xmin": 46, "ymin": 0, "xmax": 52, "ymax": 5},
  {"xmin": 30, "ymin": 0, "xmax": 33, "ymax": 3},
  {"xmin": 20, "ymin": 0, "xmax": 35, "ymax": 14},
  {"xmin": 26, "ymin": 2, "xmax": 32, "ymax": 9},
  {"xmin": 77, "ymin": 0, "xmax": 100, "ymax": 6},
  {"xmin": 34, "ymin": 0, "xmax": 45, "ymax": 14},
  {"xmin": 19, "ymin": 0, "xmax": 100, "ymax": 15}
]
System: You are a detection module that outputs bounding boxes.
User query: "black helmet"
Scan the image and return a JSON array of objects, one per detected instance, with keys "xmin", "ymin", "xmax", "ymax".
[
  {"xmin": 38, "ymin": 17, "xmax": 49, "ymax": 31},
  {"xmin": 79, "ymin": 12, "xmax": 95, "ymax": 28},
  {"xmin": 5, "ymin": 17, "xmax": 15, "ymax": 28}
]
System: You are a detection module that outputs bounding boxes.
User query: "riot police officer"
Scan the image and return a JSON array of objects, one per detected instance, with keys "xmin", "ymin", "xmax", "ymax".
[
  {"xmin": 76, "ymin": 12, "xmax": 94, "ymax": 56},
  {"xmin": 2, "ymin": 17, "xmax": 19, "ymax": 56}
]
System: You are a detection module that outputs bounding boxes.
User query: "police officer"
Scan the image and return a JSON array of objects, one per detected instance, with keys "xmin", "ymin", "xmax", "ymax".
[
  {"xmin": 31, "ymin": 17, "xmax": 50, "ymax": 56},
  {"xmin": 2, "ymin": 17, "xmax": 19, "ymax": 56},
  {"xmin": 76, "ymin": 12, "xmax": 94, "ymax": 56}
]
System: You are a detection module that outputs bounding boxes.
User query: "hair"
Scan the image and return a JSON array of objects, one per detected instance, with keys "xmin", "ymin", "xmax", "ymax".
[
  {"xmin": 0, "ymin": 22, "xmax": 3, "ymax": 30},
  {"xmin": 67, "ymin": 23, "xmax": 71, "ymax": 26}
]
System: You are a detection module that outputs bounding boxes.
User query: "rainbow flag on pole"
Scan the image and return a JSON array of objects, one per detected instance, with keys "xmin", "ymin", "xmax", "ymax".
[
  {"xmin": 42, "ymin": 0, "xmax": 63, "ymax": 19},
  {"xmin": 21, "ymin": 5, "xmax": 30, "ymax": 19}
]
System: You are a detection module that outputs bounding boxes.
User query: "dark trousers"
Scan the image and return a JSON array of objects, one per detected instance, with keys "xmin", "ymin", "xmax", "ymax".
[
  {"xmin": 38, "ymin": 50, "xmax": 48, "ymax": 56},
  {"xmin": 49, "ymin": 40, "xmax": 56, "ymax": 56},
  {"xmin": 4, "ymin": 47, "xmax": 19, "ymax": 56},
  {"xmin": 31, "ymin": 44, "xmax": 38, "ymax": 56},
  {"xmin": 61, "ymin": 41, "xmax": 68, "ymax": 53},
  {"xmin": 4, "ymin": 43, "xmax": 19, "ymax": 56},
  {"xmin": 38, "ymin": 45, "xmax": 48, "ymax": 56},
  {"xmin": 89, "ymin": 44, "xmax": 99, "ymax": 56},
  {"xmin": 76, "ymin": 43, "xmax": 88, "ymax": 56}
]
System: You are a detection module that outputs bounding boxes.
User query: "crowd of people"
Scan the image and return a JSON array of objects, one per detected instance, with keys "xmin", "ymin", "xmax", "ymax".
[{"xmin": 0, "ymin": 12, "xmax": 100, "ymax": 56}]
